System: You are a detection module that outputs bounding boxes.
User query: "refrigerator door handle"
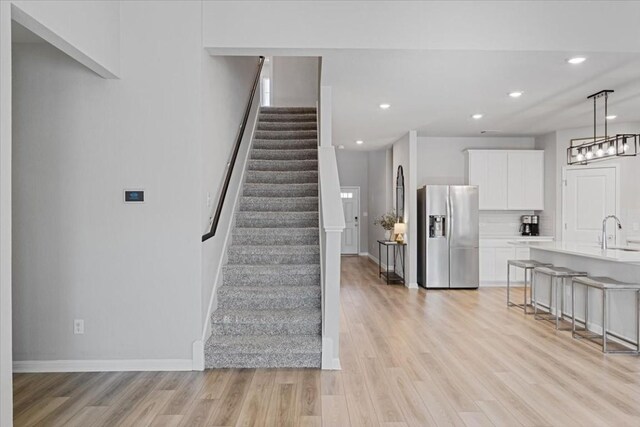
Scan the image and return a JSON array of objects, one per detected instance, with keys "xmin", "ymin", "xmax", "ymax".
[{"xmin": 446, "ymin": 191, "xmax": 452, "ymax": 244}]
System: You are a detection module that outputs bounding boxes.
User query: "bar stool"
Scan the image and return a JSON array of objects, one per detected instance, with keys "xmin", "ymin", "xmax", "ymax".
[
  {"xmin": 507, "ymin": 260, "xmax": 553, "ymax": 314},
  {"xmin": 532, "ymin": 266, "xmax": 587, "ymax": 330},
  {"xmin": 571, "ymin": 276, "xmax": 640, "ymax": 354}
]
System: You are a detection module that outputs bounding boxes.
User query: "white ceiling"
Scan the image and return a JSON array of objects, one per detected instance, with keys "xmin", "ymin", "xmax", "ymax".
[{"xmin": 322, "ymin": 49, "xmax": 640, "ymax": 150}]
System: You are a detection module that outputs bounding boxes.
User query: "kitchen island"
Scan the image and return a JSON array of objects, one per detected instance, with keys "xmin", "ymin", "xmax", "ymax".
[{"xmin": 515, "ymin": 241, "xmax": 640, "ymax": 347}]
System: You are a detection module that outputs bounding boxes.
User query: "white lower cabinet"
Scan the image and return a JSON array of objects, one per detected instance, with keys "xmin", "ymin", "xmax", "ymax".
[{"xmin": 479, "ymin": 239, "xmax": 553, "ymax": 286}]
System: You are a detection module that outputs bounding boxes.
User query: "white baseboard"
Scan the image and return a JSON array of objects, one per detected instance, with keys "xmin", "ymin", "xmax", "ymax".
[
  {"xmin": 13, "ymin": 358, "xmax": 193, "ymax": 373},
  {"xmin": 406, "ymin": 282, "xmax": 418, "ymax": 289},
  {"xmin": 358, "ymin": 252, "xmax": 368, "ymax": 256},
  {"xmin": 366, "ymin": 252, "xmax": 394, "ymax": 270}
]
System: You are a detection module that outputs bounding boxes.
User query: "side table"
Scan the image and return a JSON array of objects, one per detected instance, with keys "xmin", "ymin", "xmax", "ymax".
[{"xmin": 377, "ymin": 240, "xmax": 407, "ymax": 285}]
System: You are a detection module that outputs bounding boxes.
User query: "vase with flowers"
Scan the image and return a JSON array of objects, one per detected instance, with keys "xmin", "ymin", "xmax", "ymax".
[{"xmin": 374, "ymin": 210, "xmax": 398, "ymax": 241}]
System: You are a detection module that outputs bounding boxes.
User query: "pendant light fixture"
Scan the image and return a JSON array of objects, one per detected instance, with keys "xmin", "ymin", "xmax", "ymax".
[{"xmin": 567, "ymin": 90, "xmax": 639, "ymax": 165}]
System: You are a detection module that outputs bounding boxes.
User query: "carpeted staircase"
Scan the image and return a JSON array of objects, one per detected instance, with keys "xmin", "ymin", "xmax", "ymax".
[{"xmin": 205, "ymin": 106, "xmax": 322, "ymax": 369}]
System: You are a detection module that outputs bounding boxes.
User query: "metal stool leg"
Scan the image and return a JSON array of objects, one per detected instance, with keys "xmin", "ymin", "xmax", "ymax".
[
  {"xmin": 523, "ymin": 267, "xmax": 528, "ymax": 311},
  {"xmin": 530, "ymin": 268, "xmax": 536, "ymax": 311},
  {"xmin": 602, "ymin": 289, "xmax": 607, "ymax": 353},
  {"xmin": 572, "ymin": 280, "xmax": 576, "ymax": 337},
  {"xmin": 585, "ymin": 286, "xmax": 589, "ymax": 333},
  {"xmin": 554, "ymin": 277, "xmax": 562, "ymax": 329},
  {"xmin": 507, "ymin": 264, "xmax": 511, "ymax": 307},
  {"xmin": 636, "ymin": 290, "xmax": 640, "ymax": 353}
]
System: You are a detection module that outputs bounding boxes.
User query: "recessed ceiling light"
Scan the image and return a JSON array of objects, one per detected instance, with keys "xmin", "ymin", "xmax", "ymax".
[
  {"xmin": 338, "ymin": 145, "xmax": 345, "ymax": 149},
  {"xmin": 567, "ymin": 57, "xmax": 586, "ymax": 65},
  {"xmin": 471, "ymin": 113, "xmax": 483, "ymax": 120},
  {"xmin": 356, "ymin": 140, "xmax": 364, "ymax": 145},
  {"xmin": 379, "ymin": 103, "xmax": 391, "ymax": 110},
  {"xmin": 509, "ymin": 91, "xmax": 524, "ymax": 98},
  {"xmin": 606, "ymin": 115, "xmax": 617, "ymax": 120}
]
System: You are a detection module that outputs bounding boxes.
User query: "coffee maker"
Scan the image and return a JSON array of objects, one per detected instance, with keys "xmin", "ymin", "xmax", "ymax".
[{"xmin": 520, "ymin": 215, "xmax": 540, "ymax": 236}]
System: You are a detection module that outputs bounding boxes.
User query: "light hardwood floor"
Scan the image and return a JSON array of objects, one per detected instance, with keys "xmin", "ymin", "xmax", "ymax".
[{"xmin": 13, "ymin": 256, "xmax": 640, "ymax": 426}]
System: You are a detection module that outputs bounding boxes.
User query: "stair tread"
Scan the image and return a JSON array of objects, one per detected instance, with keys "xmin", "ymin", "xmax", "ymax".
[
  {"xmin": 206, "ymin": 334, "xmax": 321, "ymax": 354},
  {"xmin": 241, "ymin": 196, "xmax": 318, "ymax": 201},
  {"xmin": 228, "ymin": 245, "xmax": 319, "ymax": 252},
  {"xmin": 224, "ymin": 264, "xmax": 320, "ymax": 271},
  {"xmin": 259, "ymin": 114, "xmax": 317, "ymax": 122},
  {"xmin": 236, "ymin": 211, "xmax": 318, "ymax": 216},
  {"xmin": 233, "ymin": 227, "xmax": 318, "ymax": 234},
  {"xmin": 260, "ymin": 107, "xmax": 316, "ymax": 113},
  {"xmin": 218, "ymin": 285, "xmax": 321, "ymax": 296},
  {"xmin": 211, "ymin": 307, "xmax": 321, "ymax": 323}
]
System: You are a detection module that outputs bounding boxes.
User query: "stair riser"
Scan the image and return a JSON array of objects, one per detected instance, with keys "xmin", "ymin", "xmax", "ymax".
[
  {"xmin": 223, "ymin": 273, "xmax": 319, "ymax": 286},
  {"xmin": 218, "ymin": 295, "xmax": 320, "ymax": 310},
  {"xmin": 211, "ymin": 321, "xmax": 321, "ymax": 336},
  {"xmin": 260, "ymin": 107, "xmax": 316, "ymax": 114},
  {"xmin": 246, "ymin": 171, "xmax": 318, "ymax": 184},
  {"xmin": 228, "ymin": 253, "xmax": 320, "ymax": 265},
  {"xmin": 259, "ymin": 114, "xmax": 317, "ymax": 122},
  {"xmin": 236, "ymin": 218, "xmax": 317, "ymax": 228},
  {"xmin": 239, "ymin": 198, "xmax": 318, "ymax": 212},
  {"xmin": 205, "ymin": 353, "xmax": 321, "ymax": 369},
  {"xmin": 257, "ymin": 122, "xmax": 317, "ymax": 131},
  {"xmin": 254, "ymin": 130, "xmax": 317, "ymax": 140},
  {"xmin": 248, "ymin": 160, "xmax": 318, "ymax": 171},
  {"xmin": 251, "ymin": 149, "xmax": 317, "ymax": 161},
  {"xmin": 232, "ymin": 233, "xmax": 319, "ymax": 246},
  {"xmin": 253, "ymin": 140, "xmax": 317, "ymax": 150},
  {"xmin": 243, "ymin": 185, "xmax": 318, "ymax": 198}
]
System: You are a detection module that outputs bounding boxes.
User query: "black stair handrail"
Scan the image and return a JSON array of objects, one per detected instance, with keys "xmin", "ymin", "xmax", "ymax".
[{"xmin": 202, "ymin": 56, "xmax": 265, "ymax": 242}]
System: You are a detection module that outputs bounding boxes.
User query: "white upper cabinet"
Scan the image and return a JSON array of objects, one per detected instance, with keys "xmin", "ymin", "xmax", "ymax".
[
  {"xmin": 507, "ymin": 151, "xmax": 544, "ymax": 210},
  {"xmin": 467, "ymin": 150, "xmax": 544, "ymax": 210},
  {"xmin": 467, "ymin": 150, "xmax": 508, "ymax": 210}
]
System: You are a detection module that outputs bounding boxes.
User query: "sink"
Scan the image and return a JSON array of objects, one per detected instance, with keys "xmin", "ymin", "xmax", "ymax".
[{"xmin": 608, "ymin": 246, "xmax": 640, "ymax": 252}]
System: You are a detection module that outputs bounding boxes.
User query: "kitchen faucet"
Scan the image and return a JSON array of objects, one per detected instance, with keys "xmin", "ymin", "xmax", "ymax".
[{"xmin": 601, "ymin": 215, "xmax": 622, "ymax": 250}]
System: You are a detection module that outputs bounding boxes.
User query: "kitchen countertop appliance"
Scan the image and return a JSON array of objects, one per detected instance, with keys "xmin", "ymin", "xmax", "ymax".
[
  {"xmin": 417, "ymin": 185, "xmax": 479, "ymax": 289},
  {"xmin": 520, "ymin": 215, "xmax": 540, "ymax": 236}
]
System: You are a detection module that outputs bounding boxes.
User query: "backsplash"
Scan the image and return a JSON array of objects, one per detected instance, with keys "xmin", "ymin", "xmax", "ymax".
[
  {"xmin": 479, "ymin": 211, "xmax": 536, "ymax": 237},
  {"xmin": 621, "ymin": 208, "xmax": 640, "ymax": 243}
]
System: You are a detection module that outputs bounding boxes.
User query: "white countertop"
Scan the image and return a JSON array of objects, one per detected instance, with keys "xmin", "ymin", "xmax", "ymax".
[
  {"xmin": 515, "ymin": 241, "xmax": 640, "ymax": 264},
  {"xmin": 481, "ymin": 235, "xmax": 554, "ymax": 241}
]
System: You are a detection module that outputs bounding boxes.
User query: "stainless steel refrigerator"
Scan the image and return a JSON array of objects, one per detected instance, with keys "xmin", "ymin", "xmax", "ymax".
[{"xmin": 417, "ymin": 185, "xmax": 479, "ymax": 289}]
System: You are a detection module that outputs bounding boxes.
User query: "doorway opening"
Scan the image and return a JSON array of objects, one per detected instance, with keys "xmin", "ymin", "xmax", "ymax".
[{"xmin": 340, "ymin": 186, "xmax": 360, "ymax": 255}]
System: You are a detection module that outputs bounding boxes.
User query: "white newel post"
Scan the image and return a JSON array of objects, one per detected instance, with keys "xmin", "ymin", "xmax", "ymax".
[
  {"xmin": 322, "ymin": 230, "xmax": 342, "ymax": 369},
  {"xmin": 318, "ymin": 84, "xmax": 344, "ymax": 370}
]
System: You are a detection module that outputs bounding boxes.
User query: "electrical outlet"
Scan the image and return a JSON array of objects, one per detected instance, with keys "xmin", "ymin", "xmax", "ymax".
[
  {"xmin": 73, "ymin": 319, "xmax": 84, "ymax": 335},
  {"xmin": 206, "ymin": 192, "xmax": 212, "ymax": 208}
]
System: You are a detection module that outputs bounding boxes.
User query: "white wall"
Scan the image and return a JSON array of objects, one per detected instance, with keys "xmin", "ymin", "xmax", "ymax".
[
  {"xmin": 336, "ymin": 150, "xmax": 368, "ymax": 254},
  {"xmin": 10, "ymin": 1, "xmax": 260, "ymax": 367},
  {"xmin": 203, "ymin": 1, "xmax": 640, "ymax": 54},
  {"xmin": 11, "ymin": 0, "xmax": 120, "ymax": 78},
  {"xmin": 0, "ymin": 1, "xmax": 13, "ymax": 423},
  {"xmin": 416, "ymin": 136, "xmax": 535, "ymax": 186},
  {"xmin": 367, "ymin": 148, "xmax": 393, "ymax": 258},
  {"xmin": 201, "ymin": 54, "xmax": 260, "ymax": 334},
  {"xmin": 392, "ymin": 131, "xmax": 417, "ymax": 287},
  {"xmin": 272, "ymin": 56, "xmax": 318, "ymax": 107},
  {"xmin": 534, "ymin": 131, "xmax": 558, "ymax": 237}
]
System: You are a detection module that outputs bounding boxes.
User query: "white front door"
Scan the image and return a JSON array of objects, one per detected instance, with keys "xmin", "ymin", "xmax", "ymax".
[
  {"xmin": 563, "ymin": 166, "xmax": 617, "ymax": 244},
  {"xmin": 340, "ymin": 187, "xmax": 360, "ymax": 254}
]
